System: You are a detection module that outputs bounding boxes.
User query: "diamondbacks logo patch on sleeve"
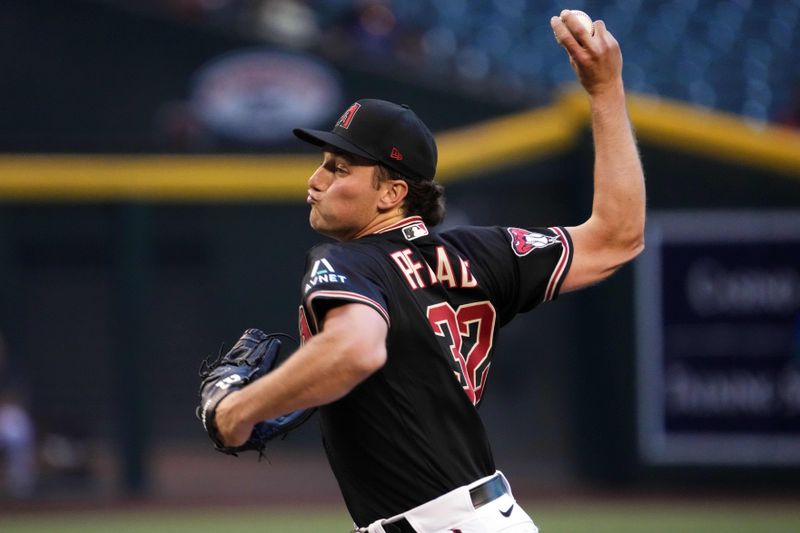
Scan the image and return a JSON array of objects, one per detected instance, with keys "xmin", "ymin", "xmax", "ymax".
[{"xmin": 507, "ymin": 227, "xmax": 560, "ymax": 257}]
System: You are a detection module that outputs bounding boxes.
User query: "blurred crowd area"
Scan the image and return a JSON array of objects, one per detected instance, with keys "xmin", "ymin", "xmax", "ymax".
[
  {"xmin": 97, "ymin": 0, "xmax": 800, "ymax": 125},
  {"xmin": 0, "ymin": 334, "xmax": 35, "ymax": 499},
  {"xmin": 3, "ymin": 0, "xmax": 800, "ymax": 154}
]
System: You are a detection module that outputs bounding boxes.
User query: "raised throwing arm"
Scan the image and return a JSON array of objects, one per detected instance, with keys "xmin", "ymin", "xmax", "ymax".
[{"xmin": 551, "ymin": 11, "xmax": 646, "ymax": 292}]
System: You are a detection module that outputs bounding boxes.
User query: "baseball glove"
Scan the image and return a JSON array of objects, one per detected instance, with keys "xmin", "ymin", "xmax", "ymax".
[{"xmin": 197, "ymin": 328, "xmax": 315, "ymax": 457}]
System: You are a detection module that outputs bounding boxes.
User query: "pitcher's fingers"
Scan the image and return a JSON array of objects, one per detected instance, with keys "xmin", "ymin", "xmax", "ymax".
[
  {"xmin": 592, "ymin": 20, "xmax": 613, "ymax": 45},
  {"xmin": 560, "ymin": 10, "xmax": 595, "ymax": 50},
  {"xmin": 551, "ymin": 16, "xmax": 588, "ymax": 62}
]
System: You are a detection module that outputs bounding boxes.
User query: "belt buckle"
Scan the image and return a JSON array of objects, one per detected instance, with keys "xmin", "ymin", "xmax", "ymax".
[
  {"xmin": 469, "ymin": 473, "xmax": 506, "ymax": 509},
  {"xmin": 382, "ymin": 517, "xmax": 415, "ymax": 533}
]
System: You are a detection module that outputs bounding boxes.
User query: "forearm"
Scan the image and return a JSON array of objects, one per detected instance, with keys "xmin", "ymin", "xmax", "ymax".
[
  {"xmin": 553, "ymin": 13, "xmax": 646, "ymax": 292},
  {"xmin": 227, "ymin": 329, "xmax": 376, "ymax": 426},
  {"xmin": 215, "ymin": 304, "xmax": 388, "ymax": 444},
  {"xmin": 587, "ymin": 83, "xmax": 646, "ymax": 247}
]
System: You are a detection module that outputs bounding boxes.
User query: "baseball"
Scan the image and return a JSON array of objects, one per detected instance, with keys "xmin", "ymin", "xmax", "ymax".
[{"xmin": 570, "ymin": 10, "xmax": 595, "ymax": 36}]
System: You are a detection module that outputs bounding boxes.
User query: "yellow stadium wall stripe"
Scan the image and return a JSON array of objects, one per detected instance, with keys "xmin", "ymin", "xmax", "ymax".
[
  {"xmin": 559, "ymin": 87, "xmax": 800, "ymax": 178},
  {"xmin": 435, "ymin": 103, "xmax": 584, "ymax": 182},
  {"xmin": 0, "ymin": 154, "xmax": 318, "ymax": 201},
  {"xmin": 630, "ymin": 98, "xmax": 800, "ymax": 178},
  {"xmin": 1, "ymin": 87, "xmax": 799, "ymax": 201},
  {"xmin": 0, "ymin": 105, "xmax": 582, "ymax": 201}
]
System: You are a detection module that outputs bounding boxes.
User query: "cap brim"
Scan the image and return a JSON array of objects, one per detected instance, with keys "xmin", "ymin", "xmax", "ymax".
[{"xmin": 292, "ymin": 128, "xmax": 377, "ymax": 161}]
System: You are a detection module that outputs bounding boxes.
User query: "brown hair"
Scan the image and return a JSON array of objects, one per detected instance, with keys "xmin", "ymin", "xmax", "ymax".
[{"xmin": 375, "ymin": 165, "xmax": 446, "ymax": 226}]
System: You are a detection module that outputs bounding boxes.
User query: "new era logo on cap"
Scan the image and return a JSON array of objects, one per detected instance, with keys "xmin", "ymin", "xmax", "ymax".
[{"xmin": 293, "ymin": 98, "xmax": 438, "ymax": 181}]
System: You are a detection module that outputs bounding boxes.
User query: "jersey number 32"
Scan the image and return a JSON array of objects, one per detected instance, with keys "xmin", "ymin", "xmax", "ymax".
[{"xmin": 426, "ymin": 301, "xmax": 496, "ymax": 405}]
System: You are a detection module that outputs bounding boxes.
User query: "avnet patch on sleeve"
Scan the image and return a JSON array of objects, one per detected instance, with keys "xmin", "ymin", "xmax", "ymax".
[
  {"xmin": 300, "ymin": 243, "xmax": 390, "ymax": 331},
  {"xmin": 304, "ymin": 257, "xmax": 349, "ymax": 292}
]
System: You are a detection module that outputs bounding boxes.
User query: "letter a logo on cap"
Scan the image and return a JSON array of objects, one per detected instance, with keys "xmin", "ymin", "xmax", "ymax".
[{"xmin": 336, "ymin": 102, "xmax": 361, "ymax": 130}]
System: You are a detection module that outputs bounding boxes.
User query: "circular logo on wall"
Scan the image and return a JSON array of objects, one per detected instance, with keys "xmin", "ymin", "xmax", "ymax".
[{"xmin": 190, "ymin": 49, "xmax": 342, "ymax": 144}]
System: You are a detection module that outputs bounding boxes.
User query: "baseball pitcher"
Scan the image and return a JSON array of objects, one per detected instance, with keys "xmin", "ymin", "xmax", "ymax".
[{"xmin": 198, "ymin": 11, "xmax": 645, "ymax": 533}]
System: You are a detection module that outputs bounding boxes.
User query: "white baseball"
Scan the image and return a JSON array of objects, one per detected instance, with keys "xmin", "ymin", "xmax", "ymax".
[{"xmin": 571, "ymin": 10, "xmax": 595, "ymax": 36}]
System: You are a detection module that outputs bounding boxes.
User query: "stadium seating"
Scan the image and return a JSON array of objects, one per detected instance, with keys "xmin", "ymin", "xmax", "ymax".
[{"xmin": 304, "ymin": 0, "xmax": 800, "ymax": 121}]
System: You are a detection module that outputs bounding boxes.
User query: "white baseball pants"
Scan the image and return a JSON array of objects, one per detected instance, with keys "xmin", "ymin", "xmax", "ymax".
[{"xmin": 357, "ymin": 471, "xmax": 538, "ymax": 533}]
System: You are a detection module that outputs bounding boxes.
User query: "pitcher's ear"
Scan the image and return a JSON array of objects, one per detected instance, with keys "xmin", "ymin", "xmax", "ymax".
[{"xmin": 377, "ymin": 178, "xmax": 408, "ymax": 212}]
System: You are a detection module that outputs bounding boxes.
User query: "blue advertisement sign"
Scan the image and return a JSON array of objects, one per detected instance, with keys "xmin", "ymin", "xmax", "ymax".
[{"xmin": 636, "ymin": 211, "xmax": 800, "ymax": 465}]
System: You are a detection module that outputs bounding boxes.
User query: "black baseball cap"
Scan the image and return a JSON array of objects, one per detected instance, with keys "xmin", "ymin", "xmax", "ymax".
[{"xmin": 293, "ymin": 98, "xmax": 437, "ymax": 181}]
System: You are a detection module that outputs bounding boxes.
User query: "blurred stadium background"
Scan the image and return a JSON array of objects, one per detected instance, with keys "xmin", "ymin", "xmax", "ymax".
[{"xmin": 1, "ymin": 0, "xmax": 800, "ymax": 531}]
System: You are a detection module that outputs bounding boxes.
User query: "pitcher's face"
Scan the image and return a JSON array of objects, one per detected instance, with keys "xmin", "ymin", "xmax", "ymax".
[{"xmin": 306, "ymin": 151, "xmax": 382, "ymax": 241}]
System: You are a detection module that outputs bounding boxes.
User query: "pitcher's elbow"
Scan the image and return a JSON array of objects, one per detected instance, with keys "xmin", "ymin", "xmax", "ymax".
[
  {"xmin": 346, "ymin": 341, "xmax": 387, "ymax": 381},
  {"xmin": 632, "ymin": 234, "xmax": 645, "ymax": 258},
  {"xmin": 617, "ymin": 232, "xmax": 645, "ymax": 266}
]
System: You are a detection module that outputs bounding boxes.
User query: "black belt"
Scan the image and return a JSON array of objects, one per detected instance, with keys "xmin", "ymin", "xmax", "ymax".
[{"xmin": 382, "ymin": 474, "xmax": 507, "ymax": 533}]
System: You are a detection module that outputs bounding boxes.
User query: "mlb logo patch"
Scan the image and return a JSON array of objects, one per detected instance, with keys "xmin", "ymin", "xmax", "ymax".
[{"xmin": 403, "ymin": 222, "xmax": 428, "ymax": 241}]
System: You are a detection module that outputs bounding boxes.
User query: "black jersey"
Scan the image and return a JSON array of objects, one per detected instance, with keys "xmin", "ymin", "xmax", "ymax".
[{"xmin": 298, "ymin": 216, "xmax": 573, "ymax": 526}]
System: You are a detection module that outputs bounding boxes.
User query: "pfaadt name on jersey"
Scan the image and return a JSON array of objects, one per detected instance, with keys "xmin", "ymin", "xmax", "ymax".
[{"xmin": 390, "ymin": 245, "xmax": 478, "ymax": 291}]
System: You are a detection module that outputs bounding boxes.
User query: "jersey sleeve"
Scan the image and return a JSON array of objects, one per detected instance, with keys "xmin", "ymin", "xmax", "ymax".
[
  {"xmin": 504, "ymin": 226, "xmax": 573, "ymax": 309},
  {"xmin": 300, "ymin": 243, "xmax": 390, "ymax": 334},
  {"xmin": 445, "ymin": 225, "xmax": 573, "ymax": 323}
]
